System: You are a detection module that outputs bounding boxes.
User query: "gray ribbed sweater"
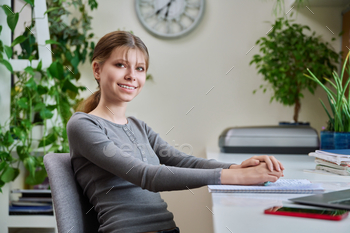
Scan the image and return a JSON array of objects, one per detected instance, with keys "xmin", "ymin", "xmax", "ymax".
[{"xmin": 66, "ymin": 112, "xmax": 234, "ymax": 233}]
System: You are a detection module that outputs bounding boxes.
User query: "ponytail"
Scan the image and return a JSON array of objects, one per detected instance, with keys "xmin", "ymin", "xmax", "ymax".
[{"xmin": 75, "ymin": 88, "xmax": 101, "ymax": 113}]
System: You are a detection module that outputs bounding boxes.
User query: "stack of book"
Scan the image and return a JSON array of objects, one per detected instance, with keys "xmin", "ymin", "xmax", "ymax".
[
  {"xmin": 308, "ymin": 149, "xmax": 350, "ymax": 176},
  {"xmin": 10, "ymin": 189, "xmax": 53, "ymax": 215}
]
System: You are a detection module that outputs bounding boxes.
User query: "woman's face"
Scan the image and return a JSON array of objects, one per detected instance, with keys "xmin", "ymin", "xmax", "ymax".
[{"xmin": 95, "ymin": 47, "xmax": 147, "ymax": 104}]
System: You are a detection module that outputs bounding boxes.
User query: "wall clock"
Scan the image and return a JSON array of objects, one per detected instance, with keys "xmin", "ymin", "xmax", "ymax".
[{"xmin": 135, "ymin": 0, "xmax": 205, "ymax": 39}]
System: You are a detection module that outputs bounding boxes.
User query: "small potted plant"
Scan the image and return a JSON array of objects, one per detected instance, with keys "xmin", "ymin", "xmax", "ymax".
[
  {"xmin": 250, "ymin": 16, "xmax": 340, "ymax": 123},
  {"xmin": 305, "ymin": 51, "xmax": 350, "ymax": 149}
]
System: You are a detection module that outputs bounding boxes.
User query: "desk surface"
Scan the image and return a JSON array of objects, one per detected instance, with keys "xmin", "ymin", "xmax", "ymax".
[{"xmin": 206, "ymin": 148, "xmax": 350, "ymax": 233}]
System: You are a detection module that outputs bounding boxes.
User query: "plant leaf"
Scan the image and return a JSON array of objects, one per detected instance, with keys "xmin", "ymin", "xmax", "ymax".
[
  {"xmin": 48, "ymin": 61, "xmax": 64, "ymax": 80},
  {"xmin": 319, "ymin": 99, "xmax": 333, "ymax": 122},
  {"xmin": 4, "ymin": 45, "xmax": 12, "ymax": 59},
  {"xmin": 13, "ymin": 128, "xmax": 26, "ymax": 141},
  {"xmin": 24, "ymin": 77, "xmax": 37, "ymax": 90},
  {"xmin": 37, "ymin": 85, "xmax": 49, "ymax": 95},
  {"xmin": 44, "ymin": 7, "xmax": 61, "ymax": 15},
  {"xmin": 36, "ymin": 60, "xmax": 42, "ymax": 71},
  {"xmin": 40, "ymin": 108, "xmax": 54, "ymax": 120},
  {"xmin": 25, "ymin": 168, "xmax": 47, "ymax": 185},
  {"xmin": 23, "ymin": 0, "xmax": 34, "ymax": 6},
  {"xmin": 24, "ymin": 156, "xmax": 36, "ymax": 178},
  {"xmin": 0, "ymin": 59, "xmax": 13, "ymax": 72},
  {"xmin": 45, "ymin": 39, "xmax": 61, "ymax": 45},
  {"xmin": 17, "ymin": 97, "xmax": 29, "ymax": 109},
  {"xmin": 1, "ymin": 5, "xmax": 14, "ymax": 16},
  {"xmin": 62, "ymin": 79, "xmax": 79, "ymax": 93},
  {"xmin": 38, "ymin": 132, "xmax": 57, "ymax": 148},
  {"xmin": 3, "ymin": 131, "xmax": 14, "ymax": 147},
  {"xmin": 7, "ymin": 12, "xmax": 19, "ymax": 32},
  {"xmin": 11, "ymin": 35, "xmax": 27, "ymax": 47},
  {"xmin": 0, "ymin": 160, "xmax": 6, "ymax": 172},
  {"xmin": 0, "ymin": 166, "xmax": 19, "ymax": 183},
  {"xmin": 24, "ymin": 66, "xmax": 35, "ymax": 76},
  {"xmin": 0, "ymin": 152, "xmax": 10, "ymax": 162}
]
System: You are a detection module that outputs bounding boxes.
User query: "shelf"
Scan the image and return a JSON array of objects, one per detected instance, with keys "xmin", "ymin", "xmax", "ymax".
[
  {"xmin": 0, "ymin": 184, "xmax": 57, "ymax": 233},
  {"xmin": 8, "ymin": 228, "xmax": 55, "ymax": 233},
  {"xmin": 7, "ymin": 215, "xmax": 56, "ymax": 228}
]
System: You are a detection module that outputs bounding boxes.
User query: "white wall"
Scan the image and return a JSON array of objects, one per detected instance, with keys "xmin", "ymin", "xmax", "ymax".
[
  {"xmin": 0, "ymin": 0, "xmax": 344, "ymax": 232},
  {"xmin": 73, "ymin": 1, "xmax": 344, "ymax": 232},
  {"xmin": 0, "ymin": 0, "xmax": 11, "ymax": 232},
  {"xmin": 0, "ymin": 0, "xmax": 11, "ymax": 124}
]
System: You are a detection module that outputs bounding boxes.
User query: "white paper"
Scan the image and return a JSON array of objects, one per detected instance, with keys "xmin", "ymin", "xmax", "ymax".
[{"xmin": 208, "ymin": 179, "xmax": 324, "ymax": 193}]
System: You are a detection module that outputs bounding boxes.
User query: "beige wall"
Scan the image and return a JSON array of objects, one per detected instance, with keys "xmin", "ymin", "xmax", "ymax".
[
  {"xmin": 73, "ymin": 1, "xmax": 344, "ymax": 232},
  {"xmin": 0, "ymin": 0, "xmax": 344, "ymax": 232}
]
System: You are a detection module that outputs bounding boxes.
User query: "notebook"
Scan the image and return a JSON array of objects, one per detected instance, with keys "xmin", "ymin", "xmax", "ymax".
[
  {"xmin": 309, "ymin": 150, "xmax": 350, "ymax": 165},
  {"xmin": 208, "ymin": 179, "xmax": 324, "ymax": 194},
  {"xmin": 316, "ymin": 149, "xmax": 350, "ymax": 157},
  {"xmin": 316, "ymin": 165, "xmax": 350, "ymax": 176}
]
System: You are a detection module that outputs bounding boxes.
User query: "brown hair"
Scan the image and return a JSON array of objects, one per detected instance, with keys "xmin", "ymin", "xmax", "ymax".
[{"xmin": 75, "ymin": 31, "xmax": 149, "ymax": 113}]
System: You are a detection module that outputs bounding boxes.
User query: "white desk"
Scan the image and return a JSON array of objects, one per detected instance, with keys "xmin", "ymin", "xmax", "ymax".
[{"xmin": 206, "ymin": 148, "xmax": 350, "ymax": 233}]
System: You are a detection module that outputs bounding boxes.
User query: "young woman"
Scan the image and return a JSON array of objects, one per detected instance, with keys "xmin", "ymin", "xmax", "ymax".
[{"xmin": 66, "ymin": 31, "xmax": 284, "ymax": 233}]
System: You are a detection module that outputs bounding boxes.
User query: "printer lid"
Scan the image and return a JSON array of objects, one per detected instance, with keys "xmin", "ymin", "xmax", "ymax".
[{"xmin": 220, "ymin": 125, "xmax": 318, "ymax": 138}]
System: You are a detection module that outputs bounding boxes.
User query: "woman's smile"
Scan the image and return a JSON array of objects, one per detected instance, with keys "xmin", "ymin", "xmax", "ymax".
[{"xmin": 117, "ymin": 83, "xmax": 138, "ymax": 92}]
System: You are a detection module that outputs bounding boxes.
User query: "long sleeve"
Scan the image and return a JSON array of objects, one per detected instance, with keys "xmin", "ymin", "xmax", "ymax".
[
  {"xmin": 67, "ymin": 114, "xmax": 225, "ymax": 192},
  {"xmin": 142, "ymin": 121, "xmax": 236, "ymax": 169}
]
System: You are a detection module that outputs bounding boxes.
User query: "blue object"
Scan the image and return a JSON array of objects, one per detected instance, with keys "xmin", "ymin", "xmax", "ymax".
[
  {"xmin": 9, "ymin": 205, "xmax": 52, "ymax": 210},
  {"xmin": 320, "ymin": 131, "xmax": 334, "ymax": 149},
  {"xmin": 334, "ymin": 132, "xmax": 350, "ymax": 149},
  {"xmin": 278, "ymin": 122, "xmax": 310, "ymax": 126},
  {"xmin": 320, "ymin": 149, "xmax": 350, "ymax": 155}
]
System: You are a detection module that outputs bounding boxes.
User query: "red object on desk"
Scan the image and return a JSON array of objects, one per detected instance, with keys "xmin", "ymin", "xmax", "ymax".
[{"xmin": 264, "ymin": 206, "xmax": 349, "ymax": 221}]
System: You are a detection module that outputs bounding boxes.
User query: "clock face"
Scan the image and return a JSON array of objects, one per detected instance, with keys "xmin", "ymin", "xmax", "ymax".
[{"xmin": 135, "ymin": 0, "xmax": 205, "ymax": 39}]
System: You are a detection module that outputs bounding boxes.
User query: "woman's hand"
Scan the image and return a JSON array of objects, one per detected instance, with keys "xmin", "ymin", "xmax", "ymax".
[
  {"xmin": 222, "ymin": 162, "xmax": 283, "ymax": 185},
  {"xmin": 229, "ymin": 155, "xmax": 285, "ymax": 173}
]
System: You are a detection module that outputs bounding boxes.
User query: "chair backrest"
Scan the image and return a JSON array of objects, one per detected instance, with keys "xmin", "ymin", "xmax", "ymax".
[{"xmin": 44, "ymin": 153, "xmax": 99, "ymax": 233}]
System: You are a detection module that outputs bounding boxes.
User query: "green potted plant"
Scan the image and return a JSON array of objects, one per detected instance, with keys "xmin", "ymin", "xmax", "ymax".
[
  {"xmin": 269, "ymin": 0, "xmax": 309, "ymax": 17},
  {"xmin": 250, "ymin": 16, "xmax": 340, "ymax": 123},
  {"xmin": 0, "ymin": 0, "xmax": 98, "ymax": 192},
  {"xmin": 305, "ymin": 51, "xmax": 350, "ymax": 149}
]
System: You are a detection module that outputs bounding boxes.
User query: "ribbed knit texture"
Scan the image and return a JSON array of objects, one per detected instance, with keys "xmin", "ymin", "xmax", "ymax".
[{"xmin": 67, "ymin": 112, "xmax": 234, "ymax": 233}]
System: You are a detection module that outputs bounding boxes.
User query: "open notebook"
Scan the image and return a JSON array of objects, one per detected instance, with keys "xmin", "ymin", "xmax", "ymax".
[{"xmin": 208, "ymin": 179, "xmax": 324, "ymax": 194}]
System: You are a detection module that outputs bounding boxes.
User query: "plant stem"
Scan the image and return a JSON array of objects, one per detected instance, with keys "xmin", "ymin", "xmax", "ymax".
[
  {"xmin": 19, "ymin": 3, "xmax": 28, "ymax": 13},
  {"xmin": 27, "ymin": 88, "xmax": 33, "ymax": 152},
  {"xmin": 43, "ymin": 95, "xmax": 47, "ymax": 156},
  {"xmin": 293, "ymin": 98, "xmax": 300, "ymax": 122}
]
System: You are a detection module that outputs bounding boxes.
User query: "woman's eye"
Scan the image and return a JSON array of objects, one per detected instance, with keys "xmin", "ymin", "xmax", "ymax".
[
  {"xmin": 116, "ymin": 63, "xmax": 125, "ymax": 68},
  {"xmin": 137, "ymin": 67, "xmax": 144, "ymax": 71}
]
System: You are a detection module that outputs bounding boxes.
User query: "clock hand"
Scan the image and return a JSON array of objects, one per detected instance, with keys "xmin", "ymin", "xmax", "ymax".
[
  {"xmin": 164, "ymin": 0, "xmax": 175, "ymax": 19},
  {"xmin": 155, "ymin": 0, "xmax": 175, "ymax": 16}
]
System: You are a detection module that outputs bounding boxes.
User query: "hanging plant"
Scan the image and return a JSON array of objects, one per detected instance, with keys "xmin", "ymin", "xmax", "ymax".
[{"xmin": 0, "ymin": 0, "xmax": 98, "ymax": 192}]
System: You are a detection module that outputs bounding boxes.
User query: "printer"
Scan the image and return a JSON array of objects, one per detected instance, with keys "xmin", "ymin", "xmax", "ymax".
[{"xmin": 218, "ymin": 125, "xmax": 319, "ymax": 154}]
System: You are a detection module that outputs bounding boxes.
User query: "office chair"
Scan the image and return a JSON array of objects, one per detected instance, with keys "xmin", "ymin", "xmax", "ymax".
[{"xmin": 44, "ymin": 153, "xmax": 99, "ymax": 233}]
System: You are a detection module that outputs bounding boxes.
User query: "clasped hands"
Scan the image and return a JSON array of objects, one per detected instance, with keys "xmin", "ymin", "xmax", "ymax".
[{"xmin": 221, "ymin": 155, "xmax": 285, "ymax": 185}]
